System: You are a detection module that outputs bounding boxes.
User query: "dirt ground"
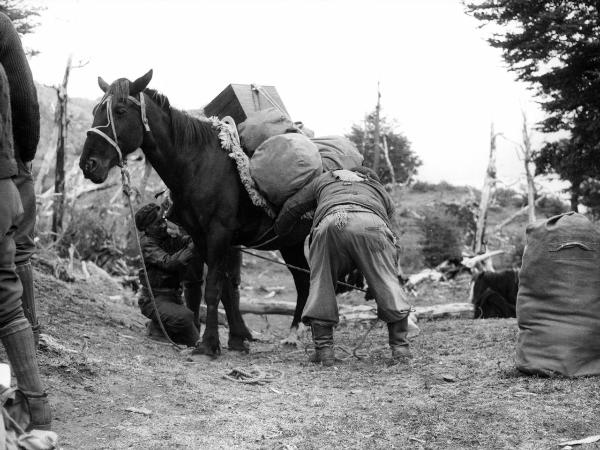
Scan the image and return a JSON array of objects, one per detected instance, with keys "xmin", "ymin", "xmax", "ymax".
[{"xmin": 22, "ymin": 254, "xmax": 600, "ymax": 449}]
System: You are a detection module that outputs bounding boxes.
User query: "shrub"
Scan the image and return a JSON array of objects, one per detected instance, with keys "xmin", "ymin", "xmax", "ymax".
[
  {"xmin": 507, "ymin": 232, "xmax": 525, "ymax": 268},
  {"xmin": 58, "ymin": 207, "xmax": 113, "ymax": 258},
  {"xmin": 442, "ymin": 201, "xmax": 478, "ymax": 247},
  {"xmin": 495, "ymin": 187, "xmax": 525, "ymax": 208},
  {"xmin": 411, "ymin": 180, "xmax": 438, "ymax": 192},
  {"xmin": 418, "ymin": 208, "xmax": 463, "ymax": 267},
  {"xmin": 537, "ymin": 196, "xmax": 569, "ymax": 217}
]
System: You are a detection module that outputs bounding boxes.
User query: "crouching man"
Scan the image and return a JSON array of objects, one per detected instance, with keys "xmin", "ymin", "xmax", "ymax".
[
  {"xmin": 275, "ymin": 168, "xmax": 412, "ymax": 366},
  {"xmin": 134, "ymin": 203, "xmax": 199, "ymax": 347}
]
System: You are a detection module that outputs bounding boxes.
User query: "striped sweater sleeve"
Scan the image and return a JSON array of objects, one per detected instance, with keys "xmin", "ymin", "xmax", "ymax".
[{"xmin": 0, "ymin": 12, "xmax": 39, "ymax": 162}]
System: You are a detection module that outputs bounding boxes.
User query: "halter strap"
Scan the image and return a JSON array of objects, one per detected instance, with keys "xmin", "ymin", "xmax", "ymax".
[{"xmin": 87, "ymin": 93, "xmax": 151, "ymax": 167}]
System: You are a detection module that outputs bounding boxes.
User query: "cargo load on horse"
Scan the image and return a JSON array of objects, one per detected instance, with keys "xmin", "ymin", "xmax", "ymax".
[{"xmin": 249, "ymin": 133, "xmax": 323, "ymax": 206}]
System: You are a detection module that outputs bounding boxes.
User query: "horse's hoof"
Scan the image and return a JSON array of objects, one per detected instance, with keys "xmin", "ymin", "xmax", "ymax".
[
  {"xmin": 228, "ymin": 337, "xmax": 250, "ymax": 354},
  {"xmin": 193, "ymin": 340, "xmax": 220, "ymax": 358}
]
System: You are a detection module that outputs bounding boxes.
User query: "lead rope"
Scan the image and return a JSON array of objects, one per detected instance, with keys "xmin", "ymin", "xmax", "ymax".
[{"xmin": 121, "ymin": 167, "xmax": 185, "ymax": 351}]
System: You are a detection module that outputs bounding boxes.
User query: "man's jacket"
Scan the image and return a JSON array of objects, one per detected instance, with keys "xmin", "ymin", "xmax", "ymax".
[
  {"xmin": 275, "ymin": 171, "xmax": 395, "ymax": 236},
  {"xmin": 0, "ymin": 12, "xmax": 39, "ymax": 179},
  {"xmin": 139, "ymin": 233, "xmax": 194, "ymax": 290}
]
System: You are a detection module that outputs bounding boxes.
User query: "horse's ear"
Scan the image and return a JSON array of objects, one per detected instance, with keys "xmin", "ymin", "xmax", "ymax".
[
  {"xmin": 130, "ymin": 70, "xmax": 153, "ymax": 95},
  {"xmin": 98, "ymin": 76, "xmax": 109, "ymax": 93}
]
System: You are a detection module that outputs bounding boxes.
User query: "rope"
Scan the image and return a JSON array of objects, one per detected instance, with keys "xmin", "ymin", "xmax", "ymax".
[
  {"xmin": 121, "ymin": 166, "xmax": 185, "ymax": 351},
  {"xmin": 223, "ymin": 367, "xmax": 283, "ymax": 385},
  {"xmin": 210, "ymin": 116, "xmax": 277, "ymax": 218},
  {"xmin": 351, "ymin": 319, "xmax": 380, "ymax": 359},
  {"xmin": 239, "ymin": 248, "xmax": 369, "ymax": 294},
  {"xmin": 251, "ymin": 84, "xmax": 290, "ymax": 119},
  {"xmin": 242, "ymin": 225, "xmax": 278, "ymax": 250}
]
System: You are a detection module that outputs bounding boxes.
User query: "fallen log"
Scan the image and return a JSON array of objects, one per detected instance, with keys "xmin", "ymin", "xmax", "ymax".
[
  {"xmin": 236, "ymin": 299, "xmax": 473, "ymax": 321},
  {"xmin": 412, "ymin": 302, "xmax": 473, "ymax": 321}
]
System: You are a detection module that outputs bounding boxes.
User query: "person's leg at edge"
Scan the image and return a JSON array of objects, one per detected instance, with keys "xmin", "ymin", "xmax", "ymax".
[
  {"xmin": 14, "ymin": 158, "xmax": 40, "ymax": 346},
  {"xmin": 0, "ymin": 179, "xmax": 51, "ymax": 430}
]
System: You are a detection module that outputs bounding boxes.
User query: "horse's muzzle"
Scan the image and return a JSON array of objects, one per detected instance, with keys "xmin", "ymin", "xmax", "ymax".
[{"xmin": 80, "ymin": 157, "xmax": 107, "ymax": 184}]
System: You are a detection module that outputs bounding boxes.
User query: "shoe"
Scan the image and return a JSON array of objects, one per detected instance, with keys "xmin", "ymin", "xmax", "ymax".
[
  {"xmin": 309, "ymin": 347, "xmax": 335, "ymax": 367},
  {"xmin": 24, "ymin": 391, "xmax": 52, "ymax": 431},
  {"xmin": 388, "ymin": 318, "xmax": 412, "ymax": 360},
  {"xmin": 0, "ymin": 319, "xmax": 51, "ymax": 430},
  {"xmin": 309, "ymin": 320, "xmax": 335, "ymax": 367}
]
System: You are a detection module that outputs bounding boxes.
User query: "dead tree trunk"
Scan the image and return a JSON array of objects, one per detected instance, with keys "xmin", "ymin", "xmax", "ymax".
[
  {"xmin": 51, "ymin": 56, "xmax": 72, "ymax": 240},
  {"xmin": 474, "ymin": 123, "xmax": 498, "ymax": 257},
  {"xmin": 521, "ymin": 112, "xmax": 536, "ymax": 223},
  {"xmin": 382, "ymin": 135, "xmax": 396, "ymax": 184},
  {"xmin": 372, "ymin": 82, "xmax": 382, "ymax": 174}
]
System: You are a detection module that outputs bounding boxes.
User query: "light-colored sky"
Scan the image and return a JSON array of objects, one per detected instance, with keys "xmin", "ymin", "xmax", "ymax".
[{"xmin": 23, "ymin": 0, "xmax": 553, "ymax": 189}]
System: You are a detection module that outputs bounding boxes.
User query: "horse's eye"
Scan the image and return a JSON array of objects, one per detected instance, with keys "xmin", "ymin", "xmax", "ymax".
[{"xmin": 115, "ymin": 107, "xmax": 127, "ymax": 115}]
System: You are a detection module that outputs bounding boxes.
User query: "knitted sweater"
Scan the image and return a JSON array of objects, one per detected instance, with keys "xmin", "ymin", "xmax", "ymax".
[
  {"xmin": 0, "ymin": 12, "xmax": 39, "ymax": 179},
  {"xmin": 275, "ymin": 171, "xmax": 395, "ymax": 236}
]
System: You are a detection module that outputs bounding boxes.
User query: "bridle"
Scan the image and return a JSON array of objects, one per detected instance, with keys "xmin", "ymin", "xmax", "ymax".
[{"xmin": 87, "ymin": 92, "xmax": 151, "ymax": 167}]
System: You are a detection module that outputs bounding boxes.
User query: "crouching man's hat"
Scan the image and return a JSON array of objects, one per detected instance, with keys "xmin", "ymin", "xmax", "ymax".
[{"xmin": 135, "ymin": 203, "xmax": 162, "ymax": 231}]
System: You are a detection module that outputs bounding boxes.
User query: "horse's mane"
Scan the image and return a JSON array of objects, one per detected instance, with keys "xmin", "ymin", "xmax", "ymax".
[
  {"xmin": 143, "ymin": 87, "xmax": 216, "ymax": 149},
  {"xmin": 103, "ymin": 79, "xmax": 216, "ymax": 149}
]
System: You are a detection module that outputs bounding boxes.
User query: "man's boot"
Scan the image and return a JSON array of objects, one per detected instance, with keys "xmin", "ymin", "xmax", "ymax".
[
  {"xmin": 388, "ymin": 317, "xmax": 412, "ymax": 360},
  {"xmin": 309, "ymin": 320, "xmax": 335, "ymax": 367},
  {"xmin": 15, "ymin": 262, "xmax": 40, "ymax": 347},
  {"xmin": 0, "ymin": 318, "xmax": 51, "ymax": 430}
]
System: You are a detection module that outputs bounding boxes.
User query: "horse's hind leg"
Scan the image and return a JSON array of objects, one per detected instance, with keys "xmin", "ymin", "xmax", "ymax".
[
  {"xmin": 221, "ymin": 248, "xmax": 253, "ymax": 353},
  {"xmin": 279, "ymin": 243, "xmax": 310, "ymax": 346}
]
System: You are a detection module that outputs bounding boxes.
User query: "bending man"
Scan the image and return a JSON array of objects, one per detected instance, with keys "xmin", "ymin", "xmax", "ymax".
[{"xmin": 275, "ymin": 168, "xmax": 412, "ymax": 366}]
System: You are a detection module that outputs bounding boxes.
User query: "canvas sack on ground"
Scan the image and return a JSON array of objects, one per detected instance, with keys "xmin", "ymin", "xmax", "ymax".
[
  {"xmin": 516, "ymin": 212, "xmax": 600, "ymax": 377},
  {"xmin": 249, "ymin": 133, "xmax": 322, "ymax": 206}
]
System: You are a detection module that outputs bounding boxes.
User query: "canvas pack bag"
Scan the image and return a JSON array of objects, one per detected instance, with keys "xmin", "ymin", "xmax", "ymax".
[
  {"xmin": 515, "ymin": 212, "xmax": 600, "ymax": 377},
  {"xmin": 238, "ymin": 108, "xmax": 298, "ymax": 154},
  {"xmin": 249, "ymin": 133, "xmax": 322, "ymax": 207},
  {"xmin": 310, "ymin": 136, "xmax": 364, "ymax": 171}
]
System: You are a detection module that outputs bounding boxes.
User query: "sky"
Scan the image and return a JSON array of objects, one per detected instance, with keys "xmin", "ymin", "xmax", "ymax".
[{"xmin": 22, "ymin": 0, "xmax": 554, "ymax": 190}]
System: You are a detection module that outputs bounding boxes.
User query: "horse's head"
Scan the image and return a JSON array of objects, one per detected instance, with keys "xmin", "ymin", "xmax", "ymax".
[{"xmin": 79, "ymin": 70, "xmax": 153, "ymax": 183}]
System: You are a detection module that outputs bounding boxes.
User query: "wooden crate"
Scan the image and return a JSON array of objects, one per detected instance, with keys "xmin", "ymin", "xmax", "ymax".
[{"xmin": 203, "ymin": 84, "xmax": 290, "ymax": 125}]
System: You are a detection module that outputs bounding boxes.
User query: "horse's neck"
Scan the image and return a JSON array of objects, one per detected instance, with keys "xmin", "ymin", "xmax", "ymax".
[{"xmin": 139, "ymin": 105, "xmax": 212, "ymax": 196}]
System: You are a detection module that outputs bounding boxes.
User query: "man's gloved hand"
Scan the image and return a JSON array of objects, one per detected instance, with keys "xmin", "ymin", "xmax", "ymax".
[
  {"xmin": 166, "ymin": 220, "xmax": 181, "ymax": 238},
  {"xmin": 180, "ymin": 243, "xmax": 196, "ymax": 262}
]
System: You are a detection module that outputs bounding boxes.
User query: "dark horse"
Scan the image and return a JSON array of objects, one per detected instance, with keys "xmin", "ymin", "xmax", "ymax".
[{"xmin": 79, "ymin": 70, "xmax": 311, "ymax": 356}]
